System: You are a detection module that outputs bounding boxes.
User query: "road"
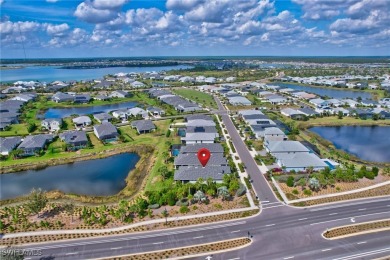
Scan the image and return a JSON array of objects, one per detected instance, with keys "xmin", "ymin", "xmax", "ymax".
[{"xmin": 11, "ymin": 97, "xmax": 390, "ymax": 260}]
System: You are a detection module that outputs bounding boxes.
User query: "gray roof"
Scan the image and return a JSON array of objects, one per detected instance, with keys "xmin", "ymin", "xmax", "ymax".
[
  {"xmin": 276, "ymin": 153, "xmax": 328, "ymax": 168},
  {"xmin": 94, "ymin": 112, "xmax": 113, "ymax": 121},
  {"xmin": 243, "ymin": 114, "xmax": 270, "ymax": 120},
  {"xmin": 42, "ymin": 118, "xmax": 62, "ymax": 124},
  {"xmin": 0, "ymin": 136, "xmax": 22, "ymax": 153},
  {"xmin": 72, "ymin": 116, "xmax": 92, "ymax": 124},
  {"xmin": 52, "ymin": 92, "xmax": 74, "ymax": 101},
  {"xmin": 59, "ymin": 131, "xmax": 88, "ymax": 144},
  {"xmin": 147, "ymin": 106, "xmax": 164, "ymax": 113},
  {"xmin": 94, "ymin": 123, "xmax": 118, "ymax": 138},
  {"xmin": 264, "ymin": 127, "xmax": 285, "ymax": 136},
  {"xmin": 186, "ymin": 120, "xmax": 216, "ymax": 127},
  {"xmin": 186, "ymin": 115, "xmax": 214, "ymax": 122},
  {"xmin": 182, "ymin": 132, "xmax": 218, "ymax": 142},
  {"xmin": 18, "ymin": 134, "xmax": 53, "ymax": 150},
  {"xmin": 186, "ymin": 126, "xmax": 218, "ymax": 134},
  {"xmin": 228, "ymin": 96, "xmax": 251, "ymax": 105},
  {"xmin": 266, "ymin": 141, "xmax": 310, "ymax": 153},
  {"xmin": 179, "ymin": 143, "xmax": 224, "ymax": 154},
  {"xmin": 131, "ymin": 120, "xmax": 156, "ymax": 132},
  {"xmin": 174, "ymin": 166, "xmax": 231, "ymax": 181},
  {"xmin": 298, "ymin": 107, "xmax": 319, "ymax": 115},
  {"xmin": 238, "ymin": 110, "xmax": 264, "ymax": 116},
  {"xmin": 174, "ymin": 153, "xmax": 227, "ymax": 167}
]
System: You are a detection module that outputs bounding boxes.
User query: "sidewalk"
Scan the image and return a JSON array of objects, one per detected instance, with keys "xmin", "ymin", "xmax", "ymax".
[{"xmin": 2, "ymin": 206, "xmax": 258, "ymax": 239}]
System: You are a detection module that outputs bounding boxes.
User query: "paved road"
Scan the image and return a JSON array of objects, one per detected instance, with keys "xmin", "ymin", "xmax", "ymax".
[{"xmin": 215, "ymin": 96, "xmax": 279, "ymax": 203}]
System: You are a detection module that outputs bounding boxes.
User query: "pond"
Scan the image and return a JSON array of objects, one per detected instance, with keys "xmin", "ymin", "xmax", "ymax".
[
  {"xmin": 0, "ymin": 153, "xmax": 140, "ymax": 200},
  {"xmin": 275, "ymin": 83, "xmax": 372, "ymax": 100},
  {"xmin": 310, "ymin": 126, "xmax": 390, "ymax": 163},
  {"xmin": 44, "ymin": 101, "xmax": 138, "ymax": 119}
]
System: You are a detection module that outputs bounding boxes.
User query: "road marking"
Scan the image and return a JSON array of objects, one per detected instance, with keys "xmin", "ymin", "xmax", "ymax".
[
  {"xmin": 231, "ymin": 230, "xmax": 240, "ymax": 233},
  {"xmin": 310, "ymin": 211, "xmax": 390, "ymax": 225},
  {"xmin": 193, "ymin": 236, "xmax": 204, "ymax": 239},
  {"xmin": 298, "ymin": 218, "xmax": 308, "ymax": 221},
  {"xmin": 357, "ymin": 241, "xmax": 367, "ymax": 244},
  {"xmin": 25, "ymin": 258, "xmax": 31, "ymax": 260},
  {"xmin": 265, "ymin": 224, "xmax": 275, "ymax": 227},
  {"xmin": 322, "ymin": 248, "xmax": 332, "ymax": 252},
  {"xmin": 153, "ymin": 242, "xmax": 164, "ymax": 245},
  {"xmin": 283, "ymin": 256, "xmax": 294, "ymax": 259},
  {"xmin": 30, "ymin": 221, "xmax": 247, "ymax": 250},
  {"xmin": 110, "ymin": 247, "xmax": 122, "ymax": 250},
  {"xmin": 358, "ymin": 208, "xmax": 366, "ymax": 211},
  {"xmin": 329, "ymin": 213, "xmax": 338, "ymax": 215},
  {"xmin": 333, "ymin": 247, "xmax": 390, "ymax": 260},
  {"xmin": 262, "ymin": 205, "xmax": 284, "ymax": 209},
  {"xmin": 309, "ymin": 198, "xmax": 390, "ymax": 212},
  {"xmin": 65, "ymin": 252, "xmax": 77, "ymax": 255},
  {"xmin": 227, "ymin": 258, "xmax": 240, "ymax": 260}
]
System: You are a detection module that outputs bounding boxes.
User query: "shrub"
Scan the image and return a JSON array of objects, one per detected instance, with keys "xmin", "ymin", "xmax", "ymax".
[
  {"xmin": 303, "ymin": 189, "xmax": 312, "ymax": 196},
  {"xmin": 179, "ymin": 206, "xmax": 189, "ymax": 214},
  {"xmin": 286, "ymin": 176, "xmax": 295, "ymax": 187},
  {"xmin": 192, "ymin": 205, "xmax": 198, "ymax": 211},
  {"xmin": 236, "ymin": 184, "xmax": 247, "ymax": 197},
  {"xmin": 292, "ymin": 189, "xmax": 299, "ymax": 195},
  {"xmin": 364, "ymin": 171, "xmax": 375, "ymax": 180},
  {"xmin": 214, "ymin": 203, "xmax": 223, "ymax": 209}
]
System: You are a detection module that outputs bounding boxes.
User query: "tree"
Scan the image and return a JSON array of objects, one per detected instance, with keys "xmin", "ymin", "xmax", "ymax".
[
  {"xmin": 25, "ymin": 188, "xmax": 48, "ymax": 218},
  {"xmin": 63, "ymin": 203, "xmax": 75, "ymax": 223},
  {"xmin": 286, "ymin": 176, "xmax": 295, "ymax": 187},
  {"xmin": 297, "ymin": 178, "xmax": 306, "ymax": 191},
  {"xmin": 162, "ymin": 208, "xmax": 169, "ymax": 225},
  {"xmin": 158, "ymin": 166, "xmax": 169, "ymax": 180},
  {"xmin": 195, "ymin": 178, "xmax": 204, "ymax": 192},
  {"xmin": 337, "ymin": 111, "xmax": 343, "ymax": 119},
  {"xmin": 10, "ymin": 149, "xmax": 23, "ymax": 159}
]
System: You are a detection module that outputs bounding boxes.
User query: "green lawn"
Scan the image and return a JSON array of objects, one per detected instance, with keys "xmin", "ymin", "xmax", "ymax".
[
  {"xmin": 0, "ymin": 124, "xmax": 29, "ymax": 137},
  {"xmin": 173, "ymin": 88, "xmax": 217, "ymax": 109}
]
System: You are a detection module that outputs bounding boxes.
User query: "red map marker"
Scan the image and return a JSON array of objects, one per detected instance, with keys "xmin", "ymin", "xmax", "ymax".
[{"xmin": 197, "ymin": 148, "xmax": 211, "ymax": 167}]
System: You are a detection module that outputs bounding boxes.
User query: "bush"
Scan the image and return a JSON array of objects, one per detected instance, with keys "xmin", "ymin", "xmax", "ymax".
[
  {"xmin": 236, "ymin": 184, "xmax": 247, "ymax": 197},
  {"xmin": 286, "ymin": 176, "xmax": 295, "ymax": 187},
  {"xmin": 303, "ymin": 189, "xmax": 312, "ymax": 196},
  {"xmin": 364, "ymin": 171, "xmax": 375, "ymax": 180},
  {"xmin": 179, "ymin": 206, "xmax": 189, "ymax": 214},
  {"xmin": 166, "ymin": 129, "xmax": 171, "ymax": 137},
  {"xmin": 175, "ymin": 199, "xmax": 189, "ymax": 207},
  {"xmin": 292, "ymin": 189, "xmax": 299, "ymax": 195}
]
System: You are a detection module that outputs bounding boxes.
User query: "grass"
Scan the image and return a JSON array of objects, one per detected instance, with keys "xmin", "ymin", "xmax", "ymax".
[
  {"xmin": 298, "ymin": 116, "xmax": 390, "ymax": 128},
  {"xmin": 0, "ymin": 124, "xmax": 29, "ymax": 137},
  {"xmin": 173, "ymin": 88, "xmax": 217, "ymax": 109}
]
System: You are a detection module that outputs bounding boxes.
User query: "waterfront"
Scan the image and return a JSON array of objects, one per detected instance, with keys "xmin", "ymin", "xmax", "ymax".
[
  {"xmin": 310, "ymin": 126, "xmax": 390, "ymax": 163},
  {"xmin": 275, "ymin": 83, "xmax": 372, "ymax": 100},
  {"xmin": 44, "ymin": 101, "xmax": 138, "ymax": 119},
  {"xmin": 0, "ymin": 65, "xmax": 192, "ymax": 82},
  {"xmin": 0, "ymin": 153, "xmax": 140, "ymax": 200}
]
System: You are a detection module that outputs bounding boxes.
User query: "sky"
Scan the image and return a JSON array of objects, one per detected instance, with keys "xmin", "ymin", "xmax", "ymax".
[{"xmin": 1, "ymin": 0, "xmax": 389, "ymax": 58}]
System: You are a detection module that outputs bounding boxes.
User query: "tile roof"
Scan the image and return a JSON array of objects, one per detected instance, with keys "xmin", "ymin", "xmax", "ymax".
[
  {"xmin": 179, "ymin": 143, "xmax": 224, "ymax": 154},
  {"xmin": 174, "ymin": 166, "xmax": 231, "ymax": 181},
  {"xmin": 174, "ymin": 153, "xmax": 227, "ymax": 167}
]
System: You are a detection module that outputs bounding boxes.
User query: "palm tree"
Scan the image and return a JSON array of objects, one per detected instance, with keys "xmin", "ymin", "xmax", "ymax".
[{"xmin": 195, "ymin": 177, "xmax": 204, "ymax": 192}]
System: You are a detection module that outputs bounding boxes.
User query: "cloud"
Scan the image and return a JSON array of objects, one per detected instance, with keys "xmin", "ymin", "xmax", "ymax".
[
  {"xmin": 292, "ymin": 0, "xmax": 357, "ymax": 20},
  {"xmin": 166, "ymin": 0, "xmax": 204, "ymax": 10},
  {"xmin": 92, "ymin": 0, "xmax": 128, "ymax": 10},
  {"xmin": 46, "ymin": 23, "xmax": 69, "ymax": 36},
  {"xmin": 74, "ymin": 1, "xmax": 119, "ymax": 23}
]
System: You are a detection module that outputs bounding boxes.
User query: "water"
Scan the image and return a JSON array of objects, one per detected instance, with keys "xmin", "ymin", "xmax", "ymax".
[
  {"xmin": 0, "ymin": 153, "xmax": 140, "ymax": 200},
  {"xmin": 310, "ymin": 126, "xmax": 390, "ymax": 163},
  {"xmin": 275, "ymin": 83, "xmax": 372, "ymax": 100},
  {"xmin": 44, "ymin": 101, "xmax": 138, "ymax": 119},
  {"xmin": 0, "ymin": 65, "xmax": 192, "ymax": 82}
]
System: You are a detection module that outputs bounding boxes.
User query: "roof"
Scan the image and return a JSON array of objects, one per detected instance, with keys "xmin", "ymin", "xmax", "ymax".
[
  {"xmin": 59, "ymin": 131, "xmax": 88, "ymax": 144},
  {"xmin": 52, "ymin": 92, "xmax": 74, "ymax": 101},
  {"xmin": 42, "ymin": 118, "xmax": 62, "ymax": 124},
  {"xmin": 281, "ymin": 108, "xmax": 304, "ymax": 116},
  {"xmin": 264, "ymin": 127, "xmax": 285, "ymax": 136},
  {"xmin": 128, "ymin": 107, "xmax": 147, "ymax": 116},
  {"xmin": 0, "ymin": 136, "xmax": 22, "ymax": 153},
  {"xmin": 18, "ymin": 134, "xmax": 53, "ymax": 150},
  {"xmin": 238, "ymin": 110, "xmax": 264, "ymax": 116},
  {"xmin": 179, "ymin": 143, "xmax": 224, "ymax": 154},
  {"xmin": 186, "ymin": 114, "xmax": 213, "ymax": 122},
  {"xmin": 243, "ymin": 114, "xmax": 269, "ymax": 120},
  {"xmin": 266, "ymin": 141, "xmax": 310, "ymax": 153},
  {"xmin": 174, "ymin": 166, "xmax": 231, "ymax": 181},
  {"xmin": 131, "ymin": 120, "xmax": 156, "ymax": 132},
  {"xmin": 72, "ymin": 116, "xmax": 92, "ymax": 124},
  {"xmin": 228, "ymin": 96, "xmax": 251, "ymax": 104},
  {"xmin": 276, "ymin": 153, "xmax": 328, "ymax": 168},
  {"xmin": 94, "ymin": 112, "xmax": 113, "ymax": 121},
  {"xmin": 94, "ymin": 123, "xmax": 118, "ymax": 137},
  {"xmin": 298, "ymin": 107, "xmax": 319, "ymax": 115},
  {"xmin": 186, "ymin": 119, "xmax": 216, "ymax": 127},
  {"xmin": 182, "ymin": 133, "xmax": 218, "ymax": 142},
  {"xmin": 186, "ymin": 126, "xmax": 218, "ymax": 134},
  {"xmin": 174, "ymin": 153, "xmax": 227, "ymax": 167},
  {"xmin": 147, "ymin": 106, "xmax": 164, "ymax": 113}
]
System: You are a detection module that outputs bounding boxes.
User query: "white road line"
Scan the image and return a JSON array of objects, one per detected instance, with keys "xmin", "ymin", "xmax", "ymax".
[
  {"xmin": 65, "ymin": 252, "xmax": 77, "ymax": 255},
  {"xmin": 25, "ymin": 258, "xmax": 32, "ymax": 260},
  {"xmin": 110, "ymin": 247, "xmax": 122, "ymax": 250},
  {"xmin": 310, "ymin": 211, "xmax": 390, "ymax": 225},
  {"xmin": 358, "ymin": 208, "xmax": 366, "ymax": 211},
  {"xmin": 283, "ymin": 256, "xmax": 294, "ymax": 259},
  {"xmin": 262, "ymin": 202, "xmax": 280, "ymax": 205},
  {"xmin": 153, "ymin": 242, "xmax": 164, "ymax": 245},
  {"xmin": 329, "ymin": 213, "xmax": 338, "ymax": 215},
  {"xmin": 310, "ymin": 198, "xmax": 390, "ymax": 212},
  {"xmin": 322, "ymin": 248, "xmax": 332, "ymax": 252},
  {"xmin": 262, "ymin": 205, "xmax": 285, "ymax": 209},
  {"xmin": 357, "ymin": 241, "xmax": 367, "ymax": 245},
  {"xmin": 333, "ymin": 247, "xmax": 390, "ymax": 260},
  {"xmin": 231, "ymin": 230, "xmax": 240, "ymax": 233},
  {"xmin": 193, "ymin": 236, "xmax": 204, "ymax": 239},
  {"xmin": 298, "ymin": 218, "xmax": 308, "ymax": 221},
  {"xmin": 265, "ymin": 224, "xmax": 275, "ymax": 227},
  {"xmin": 227, "ymin": 258, "xmax": 240, "ymax": 260}
]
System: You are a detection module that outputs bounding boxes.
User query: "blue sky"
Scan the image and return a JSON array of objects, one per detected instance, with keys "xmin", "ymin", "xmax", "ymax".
[{"xmin": 1, "ymin": 0, "xmax": 389, "ymax": 58}]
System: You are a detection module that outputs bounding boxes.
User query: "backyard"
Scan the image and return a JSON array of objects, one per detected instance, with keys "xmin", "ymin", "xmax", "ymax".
[{"xmin": 173, "ymin": 88, "xmax": 218, "ymax": 109}]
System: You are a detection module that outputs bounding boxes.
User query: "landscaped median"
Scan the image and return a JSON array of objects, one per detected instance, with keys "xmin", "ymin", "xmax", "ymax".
[
  {"xmin": 0, "ymin": 209, "xmax": 259, "ymax": 246},
  {"xmin": 101, "ymin": 237, "xmax": 252, "ymax": 260},
  {"xmin": 323, "ymin": 219, "xmax": 390, "ymax": 239}
]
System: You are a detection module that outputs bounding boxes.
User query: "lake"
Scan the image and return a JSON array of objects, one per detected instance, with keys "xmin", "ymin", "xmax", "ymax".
[
  {"xmin": 310, "ymin": 126, "xmax": 390, "ymax": 163},
  {"xmin": 0, "ymin": 153, "xmax": 140, "ymax": 200},
  {"xmin": 275, "ymin": 83, "xmax": 372, "ymax": 100},
  {"xmin": 0, "ymin": 65, "xmax": 192, "ymax": 82},
  {"xmin": 44, "ymin": 101, "xmax": 138, "ymax": 119}
]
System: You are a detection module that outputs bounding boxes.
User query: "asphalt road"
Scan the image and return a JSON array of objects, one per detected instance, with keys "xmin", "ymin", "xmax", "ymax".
[{"xmin": 10, "ymin": 97, "xmax": 390, "ymax": 260}]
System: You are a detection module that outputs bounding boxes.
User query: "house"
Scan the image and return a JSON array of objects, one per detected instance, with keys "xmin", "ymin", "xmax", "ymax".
[
  {"xmin": 238, "ymin": 109, "xmax": 264, "ymax": 117},
  {"xmin": 52, "ymin": 92, "xmax": 74, "ymax": 103},
  {"xmin": 41, "ymin": 118, "xmax": 62, "ymax": 131},
  {"xmin": 147, "ymin": 106, "xmax": 165, "ymax": 116},
  {"xmin": 174, "ymin": 152, "xmax": 227, "ymax": 169},
  {"xmin": 131, "ymin": 120, "xmax": 156, "ymax": 134},
  {"xmin": 174, "ymin": 166, "xmax": 231, "ymax": 183},
  {"xmin": 276, "ymin": 152, "xmax": 328, "ymax": 172},
  {"xmin": 181, "ymin": 133, "xmax": 217, "ymax": 144},
  {"xmin": 0, "ymin": 136, "xmax": 22, "ymax": 155},
  {"xmin": 59, "ymin": 131, "xmax": 88, "ymax": 150},
  {"xmin": 186, "ymin": 119, "xmax": 216, "ymax": 127},
  {"xmin": 379, "ymin": 111, "xmax": 390, "ymax": 119},
  {"xmin": 94, "ymin": 112, "xmax": 113, "ymax": 123},
  {"xmin": 128, "ymin": 107, "xmax": 148, "ymax": 118},
  {"xmin": 112, "ymin": 109, "xmax": 129, "ymax": 120},
  {"xmin": 186, "ymin": 126, "xmax": 218, "ymax": 135},
  {"xmin": 342, "ymin": 99, "xmax": 359, "ymax": 107},
  {"xmin": 93, "ymin": 80, "xmax": 116, "ymax": 89},
  {"xmin": 93, "ymin": 123, "xmax": 118, "ymax": 142},
  {"xmin": 228, "ymin": 96, "xmax": 252, "ymax": 106},
  {"xmin": 297, "ymin": 107, "xmax": 319, "ymax": 117},
  {"xmin": 263, "ymin": 127, "xmax": 287, "ymax": 141},
  {"xmin": 95, "ymin": 95, "xmax": 110, "ymax": 101},
  {"xmin": 350, "ymin": 108, "xmax": 373, "ymax": 119},
  {"xmin": 333, "ymin": 107, "xmax": 350, "ymax": 116},
  {"xmin": 74, "ymin": 94, "xmax": 91, "ymax": 104},
  {"xmin": 186, "ymin": 114, "xmax": 213, "ymax": 122},
  {"xmin": 280, "ymin": 108, "xmax": 305, "ymax": 119},
  {"xmin": 72, "ymin": 116, "xmax": 92, "ymax": 128},
  {"xmin": 310, "ymin": 98, "xmax": 329, "ymax": 108},
  {"xmin": 10, "ymin": 93, "xmax": 36, "ymax": 102},
  {"xmin": 131, "ymin": 81, "xmax": 145, "ymax": 88},
  {"xmin": 179, "ymin": 143, "xmax": 224, "ymax": 154},
  {"xmin": 17, "ymin": 134, "xmax": 53, "ymax": 156},
  {"xmin": 265, "ymin": 141, "xmax": 310, "ymax": 154},
  {"xmin": 110, "ymin": 90, "xmax": 130, "ymax": 98}
]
